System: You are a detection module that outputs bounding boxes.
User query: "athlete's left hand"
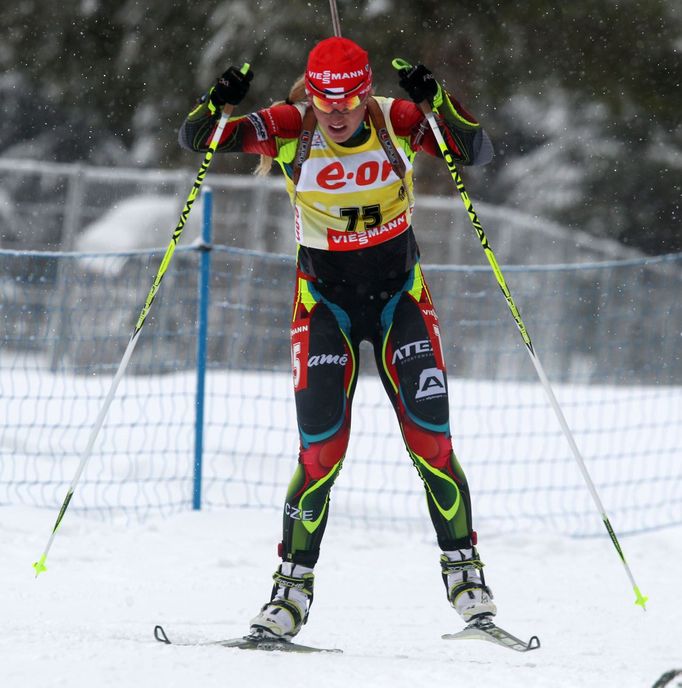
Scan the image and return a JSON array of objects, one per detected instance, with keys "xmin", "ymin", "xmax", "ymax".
[{"xmin": 398, "ymin": 63, "xmax": 440, "ymax": 105}]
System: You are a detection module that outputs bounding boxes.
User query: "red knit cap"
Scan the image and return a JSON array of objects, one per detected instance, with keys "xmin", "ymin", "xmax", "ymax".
[{"xmin": 305, "ymin": 37, "xmax": 372, "ymax": 102}]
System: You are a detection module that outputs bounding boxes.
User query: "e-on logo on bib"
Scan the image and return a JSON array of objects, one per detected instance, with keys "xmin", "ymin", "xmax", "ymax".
[
  {"xmin": 415, "ymin": 367, "xmax": 446, "ymax": 400},
  {"xmin": 316, "ymin": 159, "xmax": 396, "ymax": 190}
]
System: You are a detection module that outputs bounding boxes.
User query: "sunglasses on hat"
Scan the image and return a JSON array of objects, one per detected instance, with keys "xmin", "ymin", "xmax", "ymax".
[{"xmin": 311, "ymin": 94, "xmax": 364, "ymax": 114}]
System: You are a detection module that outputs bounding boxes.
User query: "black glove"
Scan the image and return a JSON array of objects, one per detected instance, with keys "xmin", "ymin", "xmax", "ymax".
[
  {"xmin": 398, "ymin": 63, "xmax": 440, "ymax": 105},
  {"xmin": 209, "ymin": 66, "xmax": 254, "ymax": 111}
]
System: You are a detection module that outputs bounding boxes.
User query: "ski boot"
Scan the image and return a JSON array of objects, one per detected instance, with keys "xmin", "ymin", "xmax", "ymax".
[
  {"xmin": 250, "ymin": 563, "xmax": 314, "ymax": 640},
  {"xmin": 441, "ymin": 546, "xmax": 497, "ymax": 622}
]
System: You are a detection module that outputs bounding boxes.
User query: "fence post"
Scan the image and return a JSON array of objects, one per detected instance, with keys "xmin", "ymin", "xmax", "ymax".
[
  {"xmin": 193, "ymin": 187, "xmax": 213, "ymax": 510},
  {"xmin": 48, "ymin": 164, "xmax": 85, "ymax": 371}
]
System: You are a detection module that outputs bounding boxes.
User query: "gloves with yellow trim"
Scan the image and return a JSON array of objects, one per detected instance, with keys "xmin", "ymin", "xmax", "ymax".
[
  {"xmin": 208, "ymin": 65, "xmax": 254, "ymax": 113},
  {"xmin": 397, "ymin": 63, "xmax": 444, "ymax": 109}
]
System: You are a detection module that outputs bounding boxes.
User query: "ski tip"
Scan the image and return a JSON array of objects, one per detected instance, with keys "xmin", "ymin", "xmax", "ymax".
[
  {"xmin": 154, "ymin": 625, "xmax": 171, "ymax": 644},
  {"xmin": 443, "ymin": 619, "xmax": 541, "ymax": 653}
]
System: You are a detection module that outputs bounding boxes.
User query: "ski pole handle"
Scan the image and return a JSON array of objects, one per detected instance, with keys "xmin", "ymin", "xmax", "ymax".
[
  {"xmin": 212, "ymin": 62, "xmax": 251, "ymax": 120},
  {"xmin": 392, "ymin": 57, "xmax": 436, "ymax": 114}
]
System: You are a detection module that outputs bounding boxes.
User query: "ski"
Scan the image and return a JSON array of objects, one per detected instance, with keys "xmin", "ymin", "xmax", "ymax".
[
  {"xmin": 154, "ymin": 625, "xmax": 343, "ymax": 654},
  {"xmin": 442, "ymin": 617, "xmax": 540, "ymax": 653}
]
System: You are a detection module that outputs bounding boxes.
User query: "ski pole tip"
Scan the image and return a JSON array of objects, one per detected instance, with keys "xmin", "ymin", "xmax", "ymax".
[
  {"xmin": 33, "ymin": 555, "xmax": 47, "ymax": 577},
  {"xmin": 634, "ymin": 586, "xmax": 648, "ymax": 611}
]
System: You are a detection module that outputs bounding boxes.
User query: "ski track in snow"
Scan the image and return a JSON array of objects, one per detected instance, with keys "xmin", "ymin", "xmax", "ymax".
[{"xmin": 2, "ymin": 506, "xmax": 680, "ymax": 688}]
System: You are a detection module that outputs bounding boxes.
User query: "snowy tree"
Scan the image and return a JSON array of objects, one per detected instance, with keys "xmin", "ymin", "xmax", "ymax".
[{"xmin": 1, "ymin": 0, "xmax": 679, "ymax": 252}]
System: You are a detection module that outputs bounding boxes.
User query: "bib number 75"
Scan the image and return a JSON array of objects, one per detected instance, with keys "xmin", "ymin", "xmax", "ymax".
[{"xmin": 339, "ymin": 204, "xmax": 382, "ymax": 232}]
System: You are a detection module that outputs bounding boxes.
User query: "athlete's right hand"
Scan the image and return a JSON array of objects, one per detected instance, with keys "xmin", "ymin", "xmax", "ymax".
[{"xmin": 209, "ymin": 65, "xmax": 254, "ymax": 111}]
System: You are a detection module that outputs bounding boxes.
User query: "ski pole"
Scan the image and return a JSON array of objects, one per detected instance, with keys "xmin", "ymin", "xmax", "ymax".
[
  {"xmin": 328, "ymin": 0, "xmax": 342, "ymax": 37},
  {"xmin": 33, "ymin": 62, "xmax": 251, "ymax": 577},
  {"xmin": 391, "ymin": 57, "xmax": 647, "ymax": 611}
]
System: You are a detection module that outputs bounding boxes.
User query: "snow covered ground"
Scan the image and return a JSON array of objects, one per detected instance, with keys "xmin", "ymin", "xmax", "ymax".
[
  {"xmin": 3, "ymin": 504, "xmax": 680, "ymax": 688},
  {"xmin": 1, "ymin": 357, "xmax": 680, "ymax": 686}
]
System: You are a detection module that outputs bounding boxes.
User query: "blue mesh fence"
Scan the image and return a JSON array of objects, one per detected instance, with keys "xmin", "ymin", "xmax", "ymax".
[{"xmin": 1, "ymin": 240, "xmax": 680, "ymax": 536}]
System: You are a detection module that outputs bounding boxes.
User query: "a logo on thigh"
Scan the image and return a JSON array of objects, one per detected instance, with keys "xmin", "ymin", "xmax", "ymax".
[
  {"xmin": 291, "ymin": 322, "xmax": 310, "ymax": 391},
  {"xmin": 415, "ymin": 367, "xmax": 446, "ymax": 400}
]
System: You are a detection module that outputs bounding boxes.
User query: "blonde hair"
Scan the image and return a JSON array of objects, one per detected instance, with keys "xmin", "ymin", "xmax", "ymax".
[{"xmin": 254, "ymin": 74, "xmax": 308, "ymax": 176}]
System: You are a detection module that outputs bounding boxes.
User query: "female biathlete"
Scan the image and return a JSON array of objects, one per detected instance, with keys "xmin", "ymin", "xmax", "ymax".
[{"xmin": 179, "ymin": 36, "xmax": 497, "ymax": 641}]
